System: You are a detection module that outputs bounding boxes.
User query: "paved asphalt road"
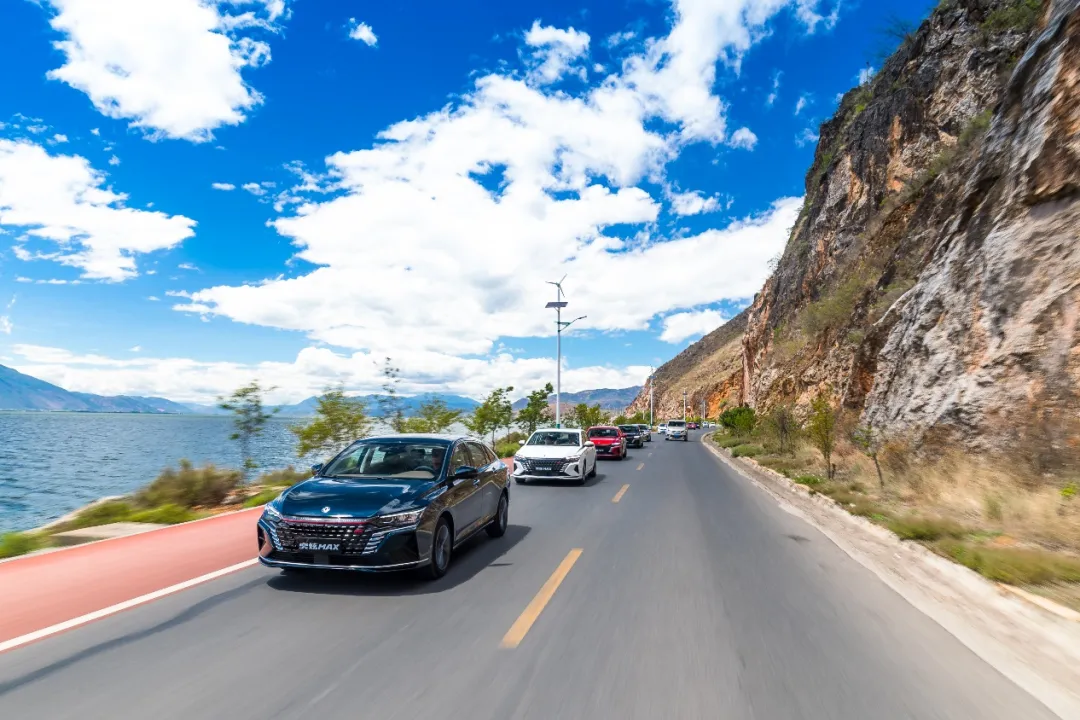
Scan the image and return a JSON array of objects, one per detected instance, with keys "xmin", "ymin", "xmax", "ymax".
[{"xmin": 0, "ymin": 433, "xmax": 1059, "ymax": 719}]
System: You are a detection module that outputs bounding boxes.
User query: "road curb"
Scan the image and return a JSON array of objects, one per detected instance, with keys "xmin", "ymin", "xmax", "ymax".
[{"xmin": 702, "ymin": 434, "xmax": 1080, "ymax": 720}]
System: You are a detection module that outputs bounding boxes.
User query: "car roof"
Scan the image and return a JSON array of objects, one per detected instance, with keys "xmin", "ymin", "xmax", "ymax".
[
  {"xmin": 360, "ymin": 433, "xmax": 466, "ymax": 442},
  {"xmin": 533, "ymin": 427, "xmax": 581, "ymax": 433}
]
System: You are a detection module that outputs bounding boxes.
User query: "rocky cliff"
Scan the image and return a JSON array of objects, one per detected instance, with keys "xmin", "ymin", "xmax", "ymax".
[{"xmin": 633, "ymin": 0, "xmax": 1079, "ymax": 451}]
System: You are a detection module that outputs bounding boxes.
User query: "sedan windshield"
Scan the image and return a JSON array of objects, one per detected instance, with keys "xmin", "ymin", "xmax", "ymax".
[
  {"xmin": 527, "ymin": 431, "xmax": 582, "ymax": 446},
  {"xmin": 668, "ymin": 421, "xmax": 686, "ymax": 427},
  {"xmin": 322, "ymin": 440, "xmax": 451, "ymax": 479},
  {"xmin": 588, "ymin": 427, "xmax": 619, "ymax": 438},
  {"xmin": 619, "ymin": 425, "xmax": 639, "ymax": 434}
]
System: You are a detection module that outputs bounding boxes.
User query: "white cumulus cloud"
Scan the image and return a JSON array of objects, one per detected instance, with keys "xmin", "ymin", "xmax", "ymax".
[
  {"xmin": 729, "ymin": 127, "xmax": 758, "ymax": 150},
  {"xmin": 42, "ymin": 0, "xmax": 289, "ymax": 142},
  {"xmin": 0, "ymin": 139, "xmax": 196, "ymax": 281},
  {"xmin": 667, "ymin": 189, "xmax": 722, "ymax": 216},
  {"xmin": 211, "ymin": 182, "xmax": 236, "ymax": 190},
  {"xmin": 659, "ymin": 309, "xmax": 726, "ymax": 343},
  {"xmin": 170, "ymin": 0, "xmax": 812, "ymax": 359},
  {"xmin": 524, "ymin": 21, "xmax": 591, "ymax": 85},
  {"xmin": 348, "ymin": 19, "xmax": 378, "ymax": 46}
]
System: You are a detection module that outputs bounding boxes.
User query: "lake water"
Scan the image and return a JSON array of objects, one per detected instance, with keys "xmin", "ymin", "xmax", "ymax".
[{"xmin": 0, "ymin": 412, "xmax": 454, "ymax": 533}]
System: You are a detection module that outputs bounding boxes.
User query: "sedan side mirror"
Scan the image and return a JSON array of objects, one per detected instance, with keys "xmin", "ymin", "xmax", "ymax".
[
  {"xmin": 584, "ymin": 441, "xmax": 595, "ymax": 447},
  {"xmin": 453, "ymin": 466, "xmax": 479, "ymax": 480},
  {"xmin": 310, "ymin": 463, "xmax": 323, "ymax": 476}
]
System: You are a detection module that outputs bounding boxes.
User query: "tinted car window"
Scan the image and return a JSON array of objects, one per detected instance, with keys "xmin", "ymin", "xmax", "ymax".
[
  {"xmin": 449, "ymin": 443, "xmax": 472, "ymax": 474},
  {"xmin": 465, "ymin": 442, "xmax": 492, "ymax": 467},
  {"xmin": 588, "ymin": 427, "xmax": 619, "ymax": 438},
  {"xmin": 527, "ymin": 431, "xmax": 582, "ymax": 446},
  {"xmin": 323, "ymin": 439, "xmax": 450, "ymax": 479},
  {"xmin": 618, "ymin": 425, "xmax": 638, "ymax": 433}
]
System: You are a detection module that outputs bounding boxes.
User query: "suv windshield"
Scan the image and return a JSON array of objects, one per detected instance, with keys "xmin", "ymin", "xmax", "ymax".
[
  {"xmin": 668, "ymin": 421, "xmax": 686, "ymax": 427},
  {"xmin": 322, "ymin": 439, "xmax": 451, "ymax": 479},
  {"xmin": 588, "ymin": 427, "xmax": 619, "ymax": 438},
  {"xmin": 526, "ymin": 431, "xmax": 581, "ymax": 446}
]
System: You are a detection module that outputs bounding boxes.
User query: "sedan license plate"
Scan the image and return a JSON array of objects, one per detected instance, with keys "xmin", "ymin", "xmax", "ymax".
[{"xmin": 298, "ymin": 540, "xmax": 341, "ymax": 552}]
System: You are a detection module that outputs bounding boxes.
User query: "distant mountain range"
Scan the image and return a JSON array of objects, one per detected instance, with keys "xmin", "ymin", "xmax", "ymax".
[
  {"xmin": 511, "ymin": 386, "xmax": 642, "ymax": 412},
  {"xmin": 0, "ymin": 364, "xmax": 481, "ymax": 417}
]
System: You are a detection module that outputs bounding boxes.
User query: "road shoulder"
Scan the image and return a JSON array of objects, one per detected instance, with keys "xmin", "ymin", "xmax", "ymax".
[{"xmin": 701, "ymin": 434, "xmax": 1080, "ymax": 720}]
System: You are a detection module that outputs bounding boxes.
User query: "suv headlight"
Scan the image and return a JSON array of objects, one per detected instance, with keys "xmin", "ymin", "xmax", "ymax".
[{"xmin": 376, "ymin": 508, "xmax": 424, "ymax": 527}]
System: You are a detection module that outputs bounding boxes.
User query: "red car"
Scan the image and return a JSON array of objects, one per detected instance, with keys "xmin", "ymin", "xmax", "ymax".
[{"xmin": 587, "ymin": 425, "xmax": 627, "ymax": 460}]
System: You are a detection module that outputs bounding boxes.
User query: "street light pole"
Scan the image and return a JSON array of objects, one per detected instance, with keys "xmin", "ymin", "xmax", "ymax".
[
  {"xmin": 682, "ymin": 390, "xmax": 687, "ymax": 421},
  {"xmin": 546, "ymin": 278, "xmax": 584, "ymax": 429}
]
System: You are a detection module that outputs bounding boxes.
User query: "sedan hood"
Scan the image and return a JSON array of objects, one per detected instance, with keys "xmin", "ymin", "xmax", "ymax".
[
  {"xmin": 517, "ymin": 445, "xmax": 585, "ymax": 460},
  {"xmin": 278, "ymin": 477, "xmax": 434, "ymax": 518},
  {"xmin": 589, "ymin": 436, "xmax": 620, "ymax": 445}
]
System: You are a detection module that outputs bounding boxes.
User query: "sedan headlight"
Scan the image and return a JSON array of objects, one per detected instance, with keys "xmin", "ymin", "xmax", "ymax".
[
  {"xmin": 376, "ymin": 508, "xmax": 424, "ymax": 527},
  {"xmin": 262, "ymin": 503, "xmax": 282, "ymax": 520}
]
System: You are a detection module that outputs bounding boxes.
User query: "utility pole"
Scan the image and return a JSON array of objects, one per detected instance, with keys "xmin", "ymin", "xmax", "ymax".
[
  {"xmin": 545, "ymin": 277, "xmax": 585, "ymax": 429},
  {"xmin": 682, "ymin": 390, "xmax": 687, "ymax": 421}
]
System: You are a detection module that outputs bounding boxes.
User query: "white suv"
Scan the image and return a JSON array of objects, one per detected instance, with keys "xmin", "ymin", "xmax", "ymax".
[
  {"xmin": 666, "ymin": 420, "xmax": 688, "ymax": 441},
  {"xmin": 512, "ymin": 428, "xmax": 597, "ymax": 485}
]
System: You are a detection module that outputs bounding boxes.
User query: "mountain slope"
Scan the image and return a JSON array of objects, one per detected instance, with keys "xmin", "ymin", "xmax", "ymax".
[
  {"xmin": 0, "ymin": 365, "xmax": 195, "ymax": 413},
  {"xmin": 511, "ymin": 386, "xmax": 642, "ymax": 412},
  {"xmin": 626, "ymin": 311, "xmax": 748, "ymax": 419},
  {"xmin": 631, "ymin": 0, "xmax": 1077, "ymax": 452}
]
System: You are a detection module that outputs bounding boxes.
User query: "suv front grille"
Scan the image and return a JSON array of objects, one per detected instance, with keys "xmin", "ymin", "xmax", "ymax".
[{"xmin": 519, "ymin": 457, "xmax": 571, "ymax": 473}]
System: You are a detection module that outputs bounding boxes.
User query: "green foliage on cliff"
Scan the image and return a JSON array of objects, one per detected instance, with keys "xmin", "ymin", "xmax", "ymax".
[{"xmin": 982, "ymin": 0, "xmax": 1043, "ymax": 34}]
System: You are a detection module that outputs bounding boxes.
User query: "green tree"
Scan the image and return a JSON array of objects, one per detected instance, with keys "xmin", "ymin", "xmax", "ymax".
[
  {"xmin": 719, "ymin": 406, "xmax": 757, "ymax": 437},
  {"xmin": 807, "ymin": 393, "xmax": 838, "ymax": 479},
  {"xmin": 402, "ymin": 397, "xmax": 463, "ymax": 434},
  {"xmin": 376, "ymin": 358, "xmax": 407, "ymax": 432},
  {"xmin": 851, "ymin": 421, "xmax": 885, "ymax": 488},
  {"xmin": 568, "ymin": 402, "xmax": 606, "ymax": 429},
  {"xmin": 291, "ymin": 384, "xmax": 372, "ymax": 461},
  {"xmin": 516, "ymin": 383, "xmax": 554, "ymax": 436},
  {"xmin": 612, "ymin": 414, "xmax": 629, "ymax": 426},
  {"xmin": 465, "ymin": 386, "xmax": 514, "ymax": 446},
  {"xmin": 219, "ymin": 381, "xmax": 278, "ymax": 476},
  {"xmin": 627, "ymin": 411, "xmax": 649, "ymax": 425},
  {"xmin": 764, "ymin": 405, "xmax": 799, "ymax": 455}
]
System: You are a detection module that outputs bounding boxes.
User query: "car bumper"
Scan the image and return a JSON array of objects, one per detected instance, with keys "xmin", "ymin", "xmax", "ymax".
[
  {"xmin": 594, "ymin": 445, "xmax": 623, "ymax": 456},
  {"xmin": 257, "ymin": 518, "xmax": 426, "ymax": 572},
  {"xmin": 666, "ymin": 432, "xmax": 687, "ymax": 440}
]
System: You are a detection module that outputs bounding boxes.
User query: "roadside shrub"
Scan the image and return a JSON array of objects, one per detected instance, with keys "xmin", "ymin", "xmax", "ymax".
[
  {"xmin": 255, "ymin": 466, "xmax": 310, "ymax": 488},
  {"xmin": 127, "ymin": 504, "xmax": 198, "ymax": 525},
  {"xmin": 887, "ymin": 515, "xmax": 967, "ymax": 542},
  {"xmin": 0, "ymin": 532, "xmax": 45, "ymax": 559},
  {"xmin": 793, "ymin": 475, "xmax": 825, "ymax": 487},
  {"xmin": 714, "ymin": 434, "xmax": 745, "ymax": 449},
  {"xmin": 243, "ymin": 488, "xmax": 284, "ymax": 508},
  {"xmin": 68, "ymin": 500, "xmax": 135, "ymax": 529},
  {"xmin": 135, "ymin": 460, "xmax": 244, "ymax": 509},
  {"xmin": 719, "ymin": 406, "xmax": 757, "ymax": 437},
  {"xmin": 938, "ymin": 540, "xmax": 1080, "ymax": 585},
  {"xmin": 731, "ymin": 444, "xmax": 765, "ymax": 458},
  {"xmin": 763, "ymin": 405, "xmax": 800, "ymax": 454},
  {"xmin": 494, "ymin": 440, "xmax": 521, "ymax": 459}
]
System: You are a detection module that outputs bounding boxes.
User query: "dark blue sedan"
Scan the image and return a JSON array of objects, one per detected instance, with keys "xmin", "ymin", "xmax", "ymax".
[{"xmin": 257, "ymin": 434, "xmax": 510, "ymax": 580}]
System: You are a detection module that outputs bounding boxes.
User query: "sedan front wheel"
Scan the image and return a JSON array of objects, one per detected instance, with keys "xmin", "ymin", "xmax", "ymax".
[{"xmin": 424, "ymin": 517, "xmax": 453, "ymax": 580}]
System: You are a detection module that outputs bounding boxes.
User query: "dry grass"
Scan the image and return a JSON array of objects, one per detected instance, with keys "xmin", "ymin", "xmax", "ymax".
[{"xmin": 717, "ymin": 431, "xmax": 1080, "ymax": 603}]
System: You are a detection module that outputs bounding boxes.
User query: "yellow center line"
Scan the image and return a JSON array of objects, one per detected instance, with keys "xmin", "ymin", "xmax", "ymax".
[
  {"xmin": 612, "ymin": 483, "xmax": 630, "ymax": 502},
  {"xmin": 501, "ymin": 549, "xmax": 583, "ymax": 649},
  {"xmin": 636, "ymin": 462, "xmax": 644, "ymax": 471}
]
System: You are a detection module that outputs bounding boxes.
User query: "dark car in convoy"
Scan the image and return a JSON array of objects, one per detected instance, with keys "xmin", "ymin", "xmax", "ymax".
[
  {"xmin": 618, "ymin": 424, "xmax": 645, "ymax": 448},
  {"xmin": 586, "ymin": 425, "xmax": 627, "ymax": 459},
  {"xmin": 636, "ymin": 423, "xmax": 652, "ymax": 441},
  {"xmin": 257, "ymin": 434, "xmax": 509, "ymax": 580}
]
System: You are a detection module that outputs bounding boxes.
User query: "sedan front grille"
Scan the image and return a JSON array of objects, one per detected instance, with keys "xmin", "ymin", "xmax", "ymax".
[{"xmin": 271, "ymin": 518, "xmax": 375, "ymax": 556}]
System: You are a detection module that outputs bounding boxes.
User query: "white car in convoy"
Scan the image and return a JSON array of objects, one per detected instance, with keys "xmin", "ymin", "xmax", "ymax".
[
  {"xmin": 658, "ymin": 423, "xmax": 668, "ymax": 435},
  {"xmin": 512, "ymin": 428, "xmax": 597, "ymax": 485}
]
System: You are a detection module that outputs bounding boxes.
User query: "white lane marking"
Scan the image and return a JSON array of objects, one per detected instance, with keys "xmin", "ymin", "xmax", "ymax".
[{"xmin": 0, "ymin": 558, "xmax": 259, "ymax": 654}]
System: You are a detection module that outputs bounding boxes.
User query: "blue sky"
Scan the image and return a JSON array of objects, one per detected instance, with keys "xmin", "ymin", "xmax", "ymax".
[{"xmin": 0, "ymin": 0, "xmax": 935, "ymax": 403}]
